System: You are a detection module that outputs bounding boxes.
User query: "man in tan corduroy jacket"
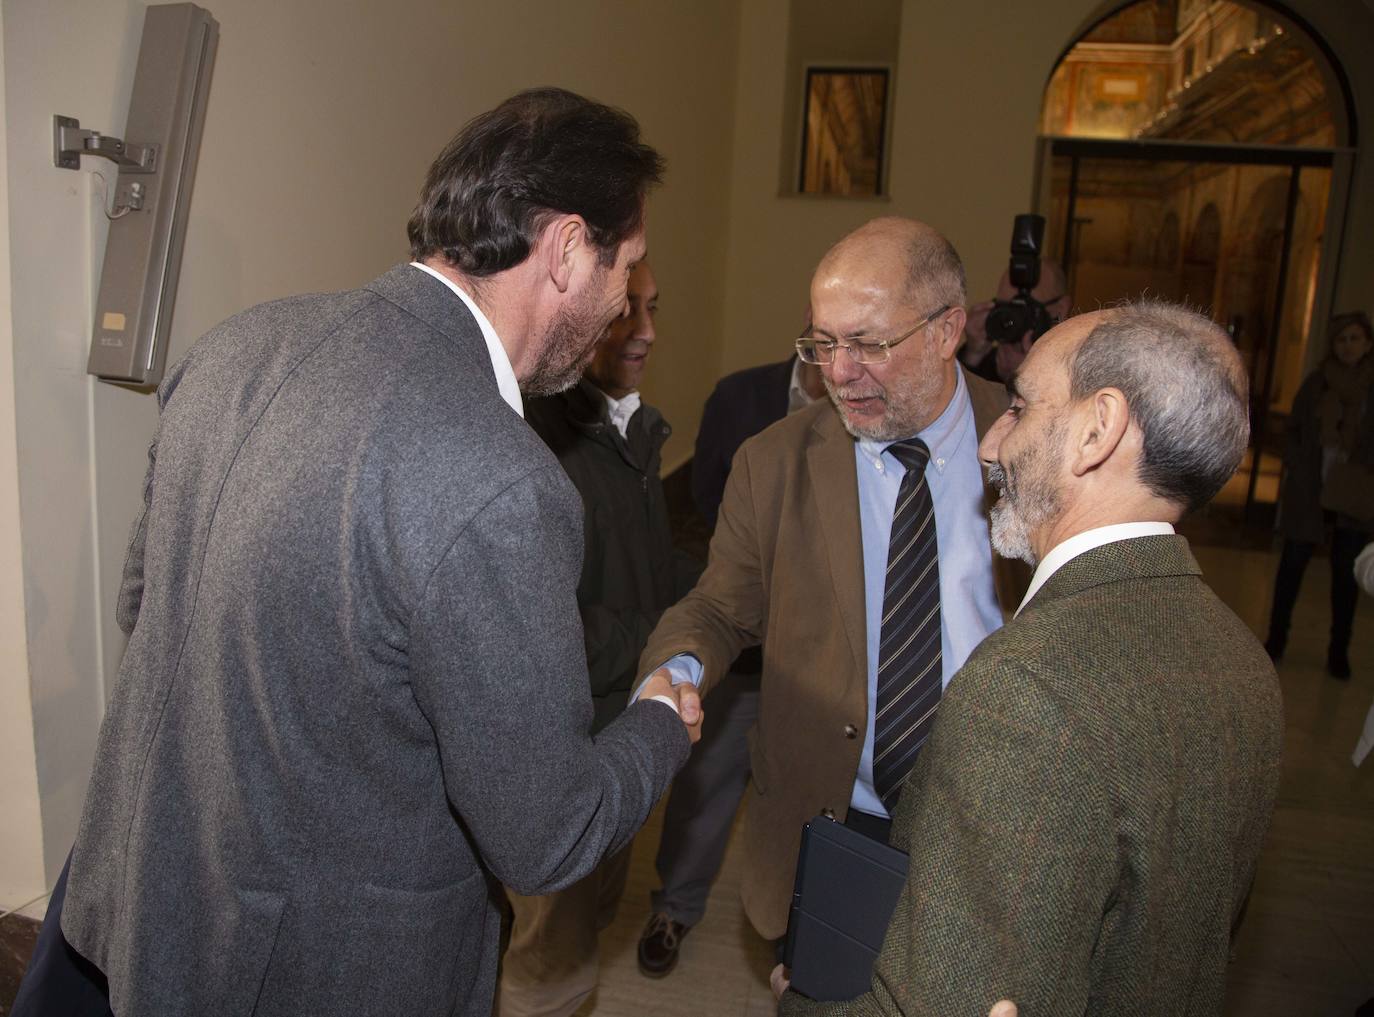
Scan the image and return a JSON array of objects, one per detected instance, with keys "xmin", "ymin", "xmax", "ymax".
[{"xmin": 779, "ymin": 300, "xmax": 1283, "ymax": 1016}]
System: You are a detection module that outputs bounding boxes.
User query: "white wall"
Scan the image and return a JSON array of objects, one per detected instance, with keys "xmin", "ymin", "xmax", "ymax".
[
  {"xmin": 3, "ymin": 0, "xmax": 742, "ymax": 897},
  {"xmin": 0, "ymin": 4, "xmax": 49, "ymax": 916},
  {"xmin": 3, "ymin": 0, "xmax": 134, "ymax": 894}
]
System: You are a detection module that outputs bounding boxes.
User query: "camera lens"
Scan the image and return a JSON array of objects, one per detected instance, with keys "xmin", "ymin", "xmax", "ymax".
[{"xmin": 986, "ymin": 303, "xmax": 1030, "ymax": 345}]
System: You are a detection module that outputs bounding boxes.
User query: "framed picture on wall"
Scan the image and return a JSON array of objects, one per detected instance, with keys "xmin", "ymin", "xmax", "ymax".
[{"xmin": 799, "ymin": 67, "xmax": 890, "ymax": 197}]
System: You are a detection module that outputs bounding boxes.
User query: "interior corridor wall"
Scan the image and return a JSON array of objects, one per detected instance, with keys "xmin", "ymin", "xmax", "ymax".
[
  {"xmin": 2, "ymin": 0, "xmax": 740, "ymax": 900},
  {"xmin": 0, "ymin": 7, "xmax": 49, "ymax": 915},
  {"xmin": 717, "ymin": 0, "xmax": 1374, "ymax": 377}
]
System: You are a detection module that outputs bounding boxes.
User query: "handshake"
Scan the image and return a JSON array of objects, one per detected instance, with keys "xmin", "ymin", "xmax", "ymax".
[{"xmin": 634, "ymin": 667, "xmax": 705, "ymax": 743}]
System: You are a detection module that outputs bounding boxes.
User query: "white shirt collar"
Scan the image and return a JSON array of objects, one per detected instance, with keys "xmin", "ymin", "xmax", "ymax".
[
  {"xmin": 409, "ymin": 262, "xmax": 523, "ymax": 418},
  {"xmin": 595, "ymin": 386, "xmax": 641, "ymax": 439},
  {"xmin": 1017, "ymin": 521, "xmax": 1176, "ymax": 615}
]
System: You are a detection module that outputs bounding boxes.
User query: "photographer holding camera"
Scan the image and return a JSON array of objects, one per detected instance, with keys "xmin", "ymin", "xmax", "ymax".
[{"xmin": 959, "ymin": 215, "xmax": 1072, "ymax": 384}]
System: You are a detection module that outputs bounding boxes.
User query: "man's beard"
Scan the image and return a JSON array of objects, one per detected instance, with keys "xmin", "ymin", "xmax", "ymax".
[
  {"xmin": 521, "ymin": 281, "xmax": 612, "ymax": 398},
  {"xmin": 986, "ymin": 431, "xmax": 1063, "ymax": 566},
  {"xmin": 821, "ymin": 359, "xmax": 945, "ymax": 442}
]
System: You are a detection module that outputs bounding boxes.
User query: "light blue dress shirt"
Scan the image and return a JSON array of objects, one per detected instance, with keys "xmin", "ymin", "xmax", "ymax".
[
  {"xmin": 656, "ymin": 370, "xmax": 1003, "ymax": 818},
  {"xmin": 849, "ymin": 369, "xmax": 1003, "ymax": 815}
]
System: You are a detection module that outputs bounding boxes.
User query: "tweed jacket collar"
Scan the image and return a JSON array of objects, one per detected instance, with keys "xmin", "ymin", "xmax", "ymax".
[
  {"xmin": 364, "ymin": 264, "xmax": 497, "ymax": 387},
  {"xmin": 1026, "ymin": 534, "xmax": 1202, "ymax": 613}
]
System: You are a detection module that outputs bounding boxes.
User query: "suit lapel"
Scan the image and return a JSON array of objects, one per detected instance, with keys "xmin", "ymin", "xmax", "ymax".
[{"xmin": 806, "ymin": 409, "xmax": 868, "ymax": 680}]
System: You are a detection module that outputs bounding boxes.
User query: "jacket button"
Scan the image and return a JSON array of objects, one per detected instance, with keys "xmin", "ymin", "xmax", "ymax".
[
  {"xmin": 844, "ymin": 724, "xmax": 858, "ymax": 739},
  {"xmin": 821, "ymin": 807, "xmax": 836, "ymax": 820}
]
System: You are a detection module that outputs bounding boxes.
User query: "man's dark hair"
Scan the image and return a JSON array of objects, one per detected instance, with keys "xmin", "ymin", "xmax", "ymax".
[
  {"xmin": 407, "ymin": 87, "xmax": 664, "ymax": 276},
  {"xmin": 1069, "ymin": 299, "xmax": 1249, "ymax": 514}
]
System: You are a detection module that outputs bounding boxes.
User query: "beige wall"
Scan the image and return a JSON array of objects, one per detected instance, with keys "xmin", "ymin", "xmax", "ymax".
[
  {"xmin": 717, "ymin": 0, "xmax": 1374, "ymax": 376},
  {"xmin": 2, "ymin": 0, "xmax": 740, "ymax": 897},
  {"xmin": 0, "ymin": 6, "xmax": 49, "ymax": 915},
  {"xmin": 779, "ymin": 0, "xmax": 903, "ymax": 192}
]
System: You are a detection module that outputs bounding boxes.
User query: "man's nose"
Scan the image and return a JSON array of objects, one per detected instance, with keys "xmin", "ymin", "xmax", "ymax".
[
  {"xmin": 635, "ymin": 308, "xmax": 656, "ymax": 344},
  {"xmin": 978, "ymin": 411, "xmax": 1011, "ymax": 466},
  {"xmin": 824, "ymin": 348, "xmax": 864, "ymax": 385}
]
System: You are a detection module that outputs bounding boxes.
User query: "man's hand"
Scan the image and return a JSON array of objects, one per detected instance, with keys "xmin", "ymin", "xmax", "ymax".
[
  {"xmin": 770, "ymin": 963, "xmax": 1017, "ymax": 1017},
  {"xmin": 770, "ymin": 963, "xmax": 790, "ymax": 1001},
  {"xmin": 635, "ymin": 667, "xmax": 704, "ymax": 743}
]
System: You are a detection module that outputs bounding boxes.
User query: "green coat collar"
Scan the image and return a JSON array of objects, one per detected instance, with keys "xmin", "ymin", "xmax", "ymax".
[{"xmin": 1028, "ymin": 534, "xmax": 1201, "ymax": 611}]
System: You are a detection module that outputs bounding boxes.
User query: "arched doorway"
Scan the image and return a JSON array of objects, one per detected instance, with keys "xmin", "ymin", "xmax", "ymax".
[{"xmin": 1036, "ymin": 0, "xmax": 1354, "ymax": 537}]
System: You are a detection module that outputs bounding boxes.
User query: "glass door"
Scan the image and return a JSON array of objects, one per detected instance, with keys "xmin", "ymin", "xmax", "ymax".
[{"xmin": 1040, "ymin": 138, "xmax": 1340, "ymax": 541}]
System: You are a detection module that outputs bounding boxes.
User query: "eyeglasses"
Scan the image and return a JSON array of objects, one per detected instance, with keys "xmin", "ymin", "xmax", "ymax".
[{"xmin": 795, "ymin": 305, "xmax": 951, "ymax": 365}]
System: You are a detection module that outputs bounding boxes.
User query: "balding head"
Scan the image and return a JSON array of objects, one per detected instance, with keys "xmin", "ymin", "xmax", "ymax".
[
  {"xmin": 808, "ymin": 218, "xmax": 969, "ymax": 440},
  {"xmin": 1066, "ymin": 300, "xmax": 1248, "ymax": 512},
  {"xmin": 980, "ymin": 299, "xmax": 1247, "ymax": 563},
  {"xmin": 818, "ymin": 217, "xmax": 967, "ymax": 311}
]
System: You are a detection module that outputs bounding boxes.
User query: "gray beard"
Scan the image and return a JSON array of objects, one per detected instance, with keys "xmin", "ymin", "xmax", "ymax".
[
  {"xmin": 986, "ymin": 461, "xmax": 1056, "ymax": 567},
  {"xmin": 989, "ymin": 497, "xmax": 1037, "ymax": 566},
  {"xmin": 823, "ymin": 386, "xmax": 942, "ymax": 443},
  {"xmin": 828, "ymin": 397, "xmax": 898, "ymax": 441}
]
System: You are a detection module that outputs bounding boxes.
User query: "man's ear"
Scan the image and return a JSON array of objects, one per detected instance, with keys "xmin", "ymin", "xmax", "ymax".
[
  {"xmin": 936, "ymin": 306, "xmax": 967, "ymax": 360},
  {"xmin": 1069, "ymin": 386, "xmax": 1130, "ymax": 477},
  {"xmin": 539, "ymin": 214, "xmax": 589, "ymax": 294}
]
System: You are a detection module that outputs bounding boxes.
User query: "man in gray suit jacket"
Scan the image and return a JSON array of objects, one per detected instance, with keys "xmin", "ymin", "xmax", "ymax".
[{"xmin": 53, "ymin": 88, "xmax": 699, "ymax": 1017}]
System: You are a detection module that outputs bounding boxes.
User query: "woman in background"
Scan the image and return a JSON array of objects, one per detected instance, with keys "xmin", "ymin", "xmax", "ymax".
[{"xmin": 1265, "ymin": 311, "xmax": 1374, "ymax": 679}]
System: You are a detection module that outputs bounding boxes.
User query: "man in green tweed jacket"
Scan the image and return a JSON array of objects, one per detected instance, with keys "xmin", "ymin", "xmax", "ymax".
[{"xmin": 778, "ymin": 300, "xmax": 1283, "ymax": 1016}]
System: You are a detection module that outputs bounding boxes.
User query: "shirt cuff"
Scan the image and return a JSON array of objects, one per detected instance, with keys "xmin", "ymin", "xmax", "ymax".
[
  {"xmin": 631, "ymin": 654, "xmax": 704, "ymax": 705},
  {"xmin": 646, "ymin": 694, "xmax": 680, "ymax": 716}
]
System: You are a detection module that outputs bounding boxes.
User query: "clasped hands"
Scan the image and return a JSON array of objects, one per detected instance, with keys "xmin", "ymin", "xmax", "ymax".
[{"xmin": 634, "ymin": 667, "xmax": 704, "ymax": 744}]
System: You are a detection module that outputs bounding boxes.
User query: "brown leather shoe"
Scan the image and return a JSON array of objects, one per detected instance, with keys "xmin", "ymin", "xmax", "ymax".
[{"xmin": 637, "ymin": 912, "xmax": 689, "ymax": 977}]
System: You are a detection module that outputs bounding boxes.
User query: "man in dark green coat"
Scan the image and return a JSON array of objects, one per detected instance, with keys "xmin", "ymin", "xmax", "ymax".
[
  {"xmin": 499, "ymin": 261, "xmax": 700, "ymax": 1017},
  {"xmin": 779, "ymin": 300, "xmax": 1283, "ymax": 1016}
]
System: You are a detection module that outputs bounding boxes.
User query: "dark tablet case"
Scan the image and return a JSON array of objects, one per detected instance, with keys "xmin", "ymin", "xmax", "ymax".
[{"xmin": 783, "ymin": 814, "xmax": 910, "ymax": 1002}]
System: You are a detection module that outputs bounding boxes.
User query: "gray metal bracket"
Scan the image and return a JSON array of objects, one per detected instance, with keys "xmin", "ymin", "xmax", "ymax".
[{"xmin": 53, "ymin": 115, "xmax": 157, "ymax": 172}]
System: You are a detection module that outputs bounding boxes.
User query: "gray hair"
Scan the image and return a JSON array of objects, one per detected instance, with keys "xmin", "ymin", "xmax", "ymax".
[
  {"xmin": 1069, "ymin": 299, "xmax": 1249, "ymax": 513},
  {"xmin": 905, "ymin": 229, "xmax": 966, "ymax": 311}
]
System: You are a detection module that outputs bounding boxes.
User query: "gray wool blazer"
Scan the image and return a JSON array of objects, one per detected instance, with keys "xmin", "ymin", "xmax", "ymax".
[{"xmin": 61, "ymin": 265, "xmax": 689, "ymax": 1017}]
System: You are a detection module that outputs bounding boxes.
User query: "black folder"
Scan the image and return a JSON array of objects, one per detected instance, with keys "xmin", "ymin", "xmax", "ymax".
[{"xmin": 783, "ymin": 814, "xmax": 910, "ymax": 1002}]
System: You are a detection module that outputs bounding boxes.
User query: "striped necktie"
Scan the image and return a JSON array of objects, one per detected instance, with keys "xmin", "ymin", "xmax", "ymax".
[{"xmin": 873, "ymin": 437, "xmax": 942, "ymax": 810}]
